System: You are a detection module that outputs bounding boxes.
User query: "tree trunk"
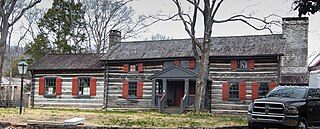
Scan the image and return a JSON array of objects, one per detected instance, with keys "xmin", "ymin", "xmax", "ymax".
[
  {"xmin": 0, "ymin": 19, "xmax": 9, "ymax": 85},
  {"xmin": 194, "ymin": 35, "xmax": 211, "ymax": 112}
]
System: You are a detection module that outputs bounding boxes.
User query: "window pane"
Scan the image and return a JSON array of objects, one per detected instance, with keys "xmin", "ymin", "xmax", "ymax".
[
  {"xmin": 229, "ymin": 82, "xmax": 239, "ymax": 99},
  {"xmin": 130, "ymin": 65, "xmax": 136, "ymax": 72},
  {"xmin": 237, "ymin": 60, "xmax": 248, "ymax": 69},
  {"xmin": 45, "ymin": 78, "xmax": 56, "ymax": 95},
  {"xmin": 181, "ymin": 60, "xmax": 188, "ymax": 68},
  {"xmin": 79, "ymin": 78, "xmax": 90, "ymax": 96},
  {"xmin": 128, "ymin": 82, "xmax": 137, "ymax": 97}
]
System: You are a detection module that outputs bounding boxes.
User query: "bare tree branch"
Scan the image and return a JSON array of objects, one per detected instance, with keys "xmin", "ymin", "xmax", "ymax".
[
  {"xmin": 84, "ymin": 0, "xmax": 153, "ymax": 53},
  {"xmin": 213, "ymin": 14, "xmax": 281, "ymax": 33},
  {"xmin": 187, "ymin": 0, "xmax": 204, "ymax": 13},
  {"xmin": 9, "ymin": 0, "xmax": 41, "ymax": 27},
  {"xmin": 211, "ymin": 0, "xmax": 224, "ymax": 21},
  {"xmin": 190, "ymin": 0, "xmax": 201, "ymax": 61},
  {"xmin": 172, "ymin": 0, "xmax": 203, "ymax": 52}
]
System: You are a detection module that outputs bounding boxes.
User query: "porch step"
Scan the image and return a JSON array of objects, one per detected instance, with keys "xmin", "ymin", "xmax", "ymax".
[
  {"xmin": 211, "ymin": 104, "xmax": 248, "ymax": 110},
  {"xmin": 163, "ymin": 107, "xmax": 181, "ymax": 114},
  {"xmin": 211, "ymin": 109, "xmax": 247, "ymax": 115}
]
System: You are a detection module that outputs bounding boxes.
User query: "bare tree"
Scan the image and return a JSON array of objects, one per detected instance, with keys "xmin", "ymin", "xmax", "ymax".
[
  {"xmin": 19, "ymin": 7, "xmax": 45, "ymax": 44},
  {"xmin": 83, "ymin": 0, "xmax": 151, "ymax": 53},
  {"xmin": 0, "ymin": 0, "xmax": 41, "ymax": 84},
  {"xmin": 170, "ymin": 0, "xmax": 280, "ymax": 112},
  {"xmin": 145, "ymin": 33, "xmax": 172, "ymax": 41}
]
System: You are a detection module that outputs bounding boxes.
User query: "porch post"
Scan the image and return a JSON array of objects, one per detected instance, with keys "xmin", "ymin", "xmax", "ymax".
[
  {"xmin": 184, "ymin": 79, "xmax": 189, "ymax": 105},
  {"xmin": 162, "ymin": 79, "xmax": 167, "ymax": 94},
  {"xmin": 162, "ymin": 79, "xmax": 167, "ymax": 106},
  {"xmin": 151, "ymin": 79, "xmax": 156, "ymax": 106}
]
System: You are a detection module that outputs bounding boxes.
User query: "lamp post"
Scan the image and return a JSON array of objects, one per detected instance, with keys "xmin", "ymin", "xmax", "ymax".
[{"xmin": 17, "ymin": 58, "xmax": 28, "ymax": 115}]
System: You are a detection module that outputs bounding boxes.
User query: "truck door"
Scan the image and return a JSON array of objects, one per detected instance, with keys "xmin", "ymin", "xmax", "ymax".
[{"xmin": 307, "ymin": 88, "xmax": 320, "ymax": 124}]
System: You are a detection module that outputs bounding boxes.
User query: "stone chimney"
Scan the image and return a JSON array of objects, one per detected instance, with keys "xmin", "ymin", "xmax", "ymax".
[
  {"xmin": 109, "ymin": 30, "xmax": 121, "ymax": 49},
  {"xmin": 281, "ymin": 17, "xmax": 309, "ymax": 84},
  {"xmin": 282, "ymin": 17, "xmax": 308, "ymax": 42}
]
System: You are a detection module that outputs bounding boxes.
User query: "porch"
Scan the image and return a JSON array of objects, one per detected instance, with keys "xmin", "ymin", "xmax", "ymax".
[{"xmin": 149, "ymin": 65, "xmax": 210, "ymax": 113}]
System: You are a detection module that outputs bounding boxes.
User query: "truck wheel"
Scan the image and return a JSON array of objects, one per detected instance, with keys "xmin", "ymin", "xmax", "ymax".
[{"xmin": 296, "ymin": 119, "xmax": 308, "ymax": 129}]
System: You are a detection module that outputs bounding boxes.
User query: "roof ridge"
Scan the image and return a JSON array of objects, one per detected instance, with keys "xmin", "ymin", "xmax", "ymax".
[{"xmin": 119, "ymin": 34, "xmax": 283, "ymax": 44}]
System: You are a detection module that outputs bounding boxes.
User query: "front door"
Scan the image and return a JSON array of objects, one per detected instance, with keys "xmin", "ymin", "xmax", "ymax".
[{"xmin": 174, "ymin": 82, "xmax": 184, "ymax": 106}]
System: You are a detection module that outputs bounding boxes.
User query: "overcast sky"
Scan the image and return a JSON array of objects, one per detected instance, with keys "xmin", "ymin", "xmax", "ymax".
[{"xmin": 37, "ymin": 0, "xmax": 320, "ymax": 62}]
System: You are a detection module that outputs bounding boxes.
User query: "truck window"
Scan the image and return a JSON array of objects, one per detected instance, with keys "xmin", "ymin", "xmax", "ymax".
[
  {"xmin": 308, "ymin": 88, "xmax": 320, "ymax": 99},
  {"xmin": 267, "ymin": 87, "xmax": 307, "ymax": 99}
]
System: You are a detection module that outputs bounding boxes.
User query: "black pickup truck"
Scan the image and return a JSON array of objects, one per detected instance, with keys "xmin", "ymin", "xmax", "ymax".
[{"xmin": 247, "ymin": 86, "xmax": 320, "ymax": 129}]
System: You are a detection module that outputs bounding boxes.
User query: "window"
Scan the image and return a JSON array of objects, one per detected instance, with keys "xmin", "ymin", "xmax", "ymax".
[
  {"xmin": 78, "ymin": 78, "xmax": 90, "ymax": 96},
  {"xmin": 308, "ymin": 88, "xmax": 320, "ymax": 99},
  {"xmin": 267, "ymin": 87, "xmax": 307, "ymax": 99},
  {"xmin": 259, "ymin": 82, "xmax": 269, "ymax": 97},
  {"xmin": 129, "ymin": 64, "xmax": 137, "ymax": 72},
  {"xmin": 237, "ymin": 60, "xmax": 248, "ymax": 69},
  {"xmin": 45, "ymin": 78, "xmax": 56, "ymax": 96},
  {"xmin": 181, "ymin": 60, "xmax": 188, "ymax": 68},
  {"xmin": 229, "ymin": 82, "xmax": 239, "ymax": 99},
  {"xmin": 128, "ymin": 82, "xmax": 137, "ymax": 97}
]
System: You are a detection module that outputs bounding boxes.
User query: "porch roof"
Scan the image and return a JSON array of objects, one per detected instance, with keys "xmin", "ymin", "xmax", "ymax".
[{"xmin": 148, "ymin": 65, "xmax": 198, "ymax": 80}]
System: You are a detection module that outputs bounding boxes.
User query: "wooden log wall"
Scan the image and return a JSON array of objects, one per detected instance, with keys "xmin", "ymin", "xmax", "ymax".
[
  {"xmin": 107, "ymin": 62, "xmax": 163, "ymax": 109},
  {"xmin": 209, "ymin": 58, "xmax": 279, "ymax": 113},
  {"xmin": 33, "ymin": 72, "xmax": 105, "ymax": 109}
]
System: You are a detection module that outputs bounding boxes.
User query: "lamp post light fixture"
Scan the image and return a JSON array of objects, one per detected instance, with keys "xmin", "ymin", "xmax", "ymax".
[{"xmin": 17, "ymin": 58, "xmax": 28, "ymax": 115}]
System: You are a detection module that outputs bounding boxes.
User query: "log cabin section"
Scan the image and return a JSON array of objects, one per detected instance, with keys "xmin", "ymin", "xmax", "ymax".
[
  {"xmin": 28, "ymin": 54, "xmax": 105, "ymax": 108},
  {"xmin": 209, "ymin": 56, "xmax": 281, "ymax": 114},
  {"xmin": 105, "ymin": 61, "xmax": 163, "ymax": 109},
  {"xmin": 104, "ymin": 59, "xmax": 204, "ymax": 112}
]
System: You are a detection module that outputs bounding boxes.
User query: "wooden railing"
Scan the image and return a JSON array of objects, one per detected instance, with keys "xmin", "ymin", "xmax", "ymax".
[
  {"xmin": 188, "ymin": 94, "xmax": 195, "ymax": 106},
  {"xmin": 158, "ymin": 93, "xmax": 166, "ymax": 113},
  {"xmin": 179, "ymin": 94, "xmax": 188, "ymax": 113}
]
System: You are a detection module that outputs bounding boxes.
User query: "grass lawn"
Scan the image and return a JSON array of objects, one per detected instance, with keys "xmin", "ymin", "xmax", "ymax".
[{"xmin": 0, "ymin": 108, "xmax": 247, "ymax": 128}]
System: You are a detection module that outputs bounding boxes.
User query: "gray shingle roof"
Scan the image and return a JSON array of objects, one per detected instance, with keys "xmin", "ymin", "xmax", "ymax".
[
  {"xmin": 101, "ymin": 34, "xmax": 285, "ymax": 61},
  {"xmin": 29, "ymin": 53, "xmax": 104, "ymax": 70}
]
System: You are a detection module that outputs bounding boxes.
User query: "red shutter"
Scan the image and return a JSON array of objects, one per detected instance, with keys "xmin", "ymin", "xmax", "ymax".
[
  {"xmin": 239, "ymin": 81, "xmax": 246, "ymax": 100},
  {"xmin": 122, "ymin": 81, "xmax": 128, "ymax": 98},
  {"xmin": 38, "ymin": 77, "xmax": 45, "ymax": 95},
  {"xmin": 248, "ymin": 60, "xmax": 255, "ymax": 69},
  {"xmin": 90, "ymin": 78, "xmax": 97, "ymax": 96},
  {"xmin": 269, "ymin": 81, "xmax": 277, "ymax": 91},
  {"xmin": 230, "ymin": 60, "xmax": 237, "ymax": 71},
  {"xmin": 222, "ymin": 82, "xmax": 229, "ymax": 100},
  {"xmin": 123, "ymin": 64, "xmax": 129, "ymax": 72},
  {"xmin": 189, "ymin": 60, "xmax": 195, "ymax": 69},
  {"xmin": 137, "ymin": 81, "xmax": 143, "ymax": 98},
  {"xmin": 138, "ymin": 63, "xmax": 143, "ymax": 73},
  {"xmin": 72, "ymin": 78, "xmax": 78, "ymax": 96},
  {"xmin": 251, "ymin": 82, "xmax": 259, "ymax": 100},
  {"xmin": 56, "ymin": 78, "xmax": 62, "ymax": 96},
  {"xmin": 174, "ymin": 60, "xmax": 181, "ymax": 66}
]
